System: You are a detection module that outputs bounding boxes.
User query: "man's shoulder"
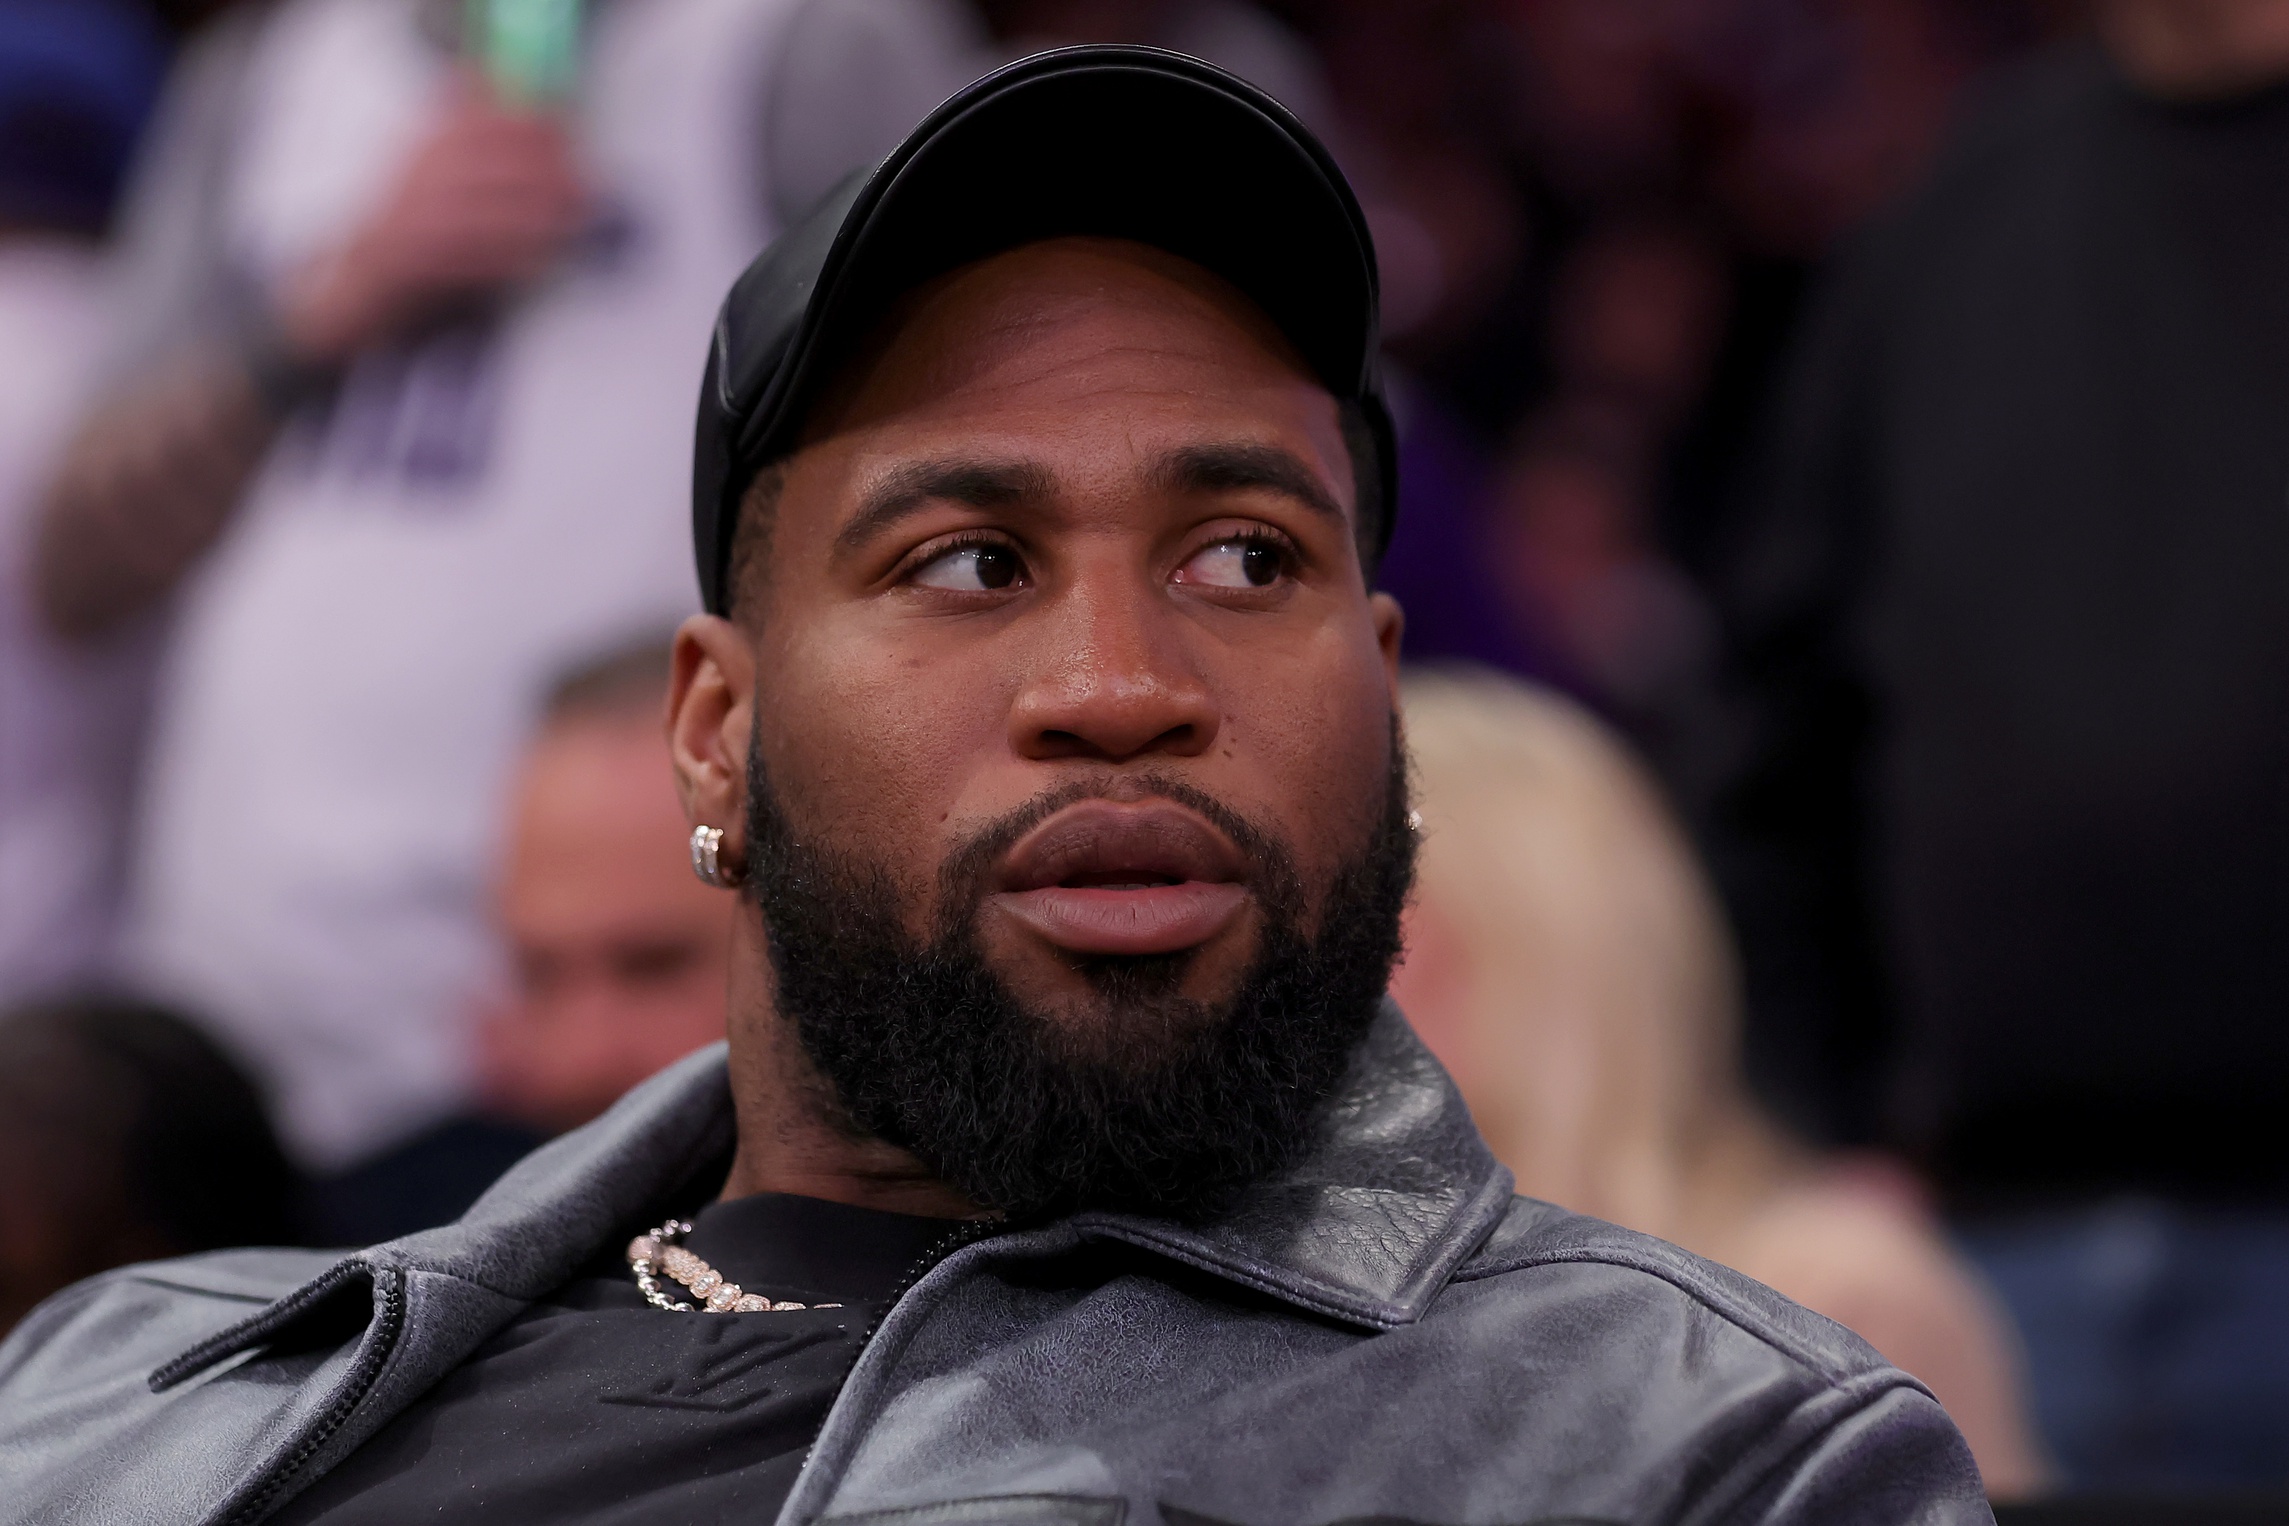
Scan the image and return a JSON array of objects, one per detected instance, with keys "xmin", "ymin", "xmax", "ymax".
[
  {"xmin": 1388, "ymin": 1199, "xmax": 1987, "ymax": 1522},
  {"xmin": 1446, "ymin": 1195, "xmax": 1895, "ymax": 1385}
]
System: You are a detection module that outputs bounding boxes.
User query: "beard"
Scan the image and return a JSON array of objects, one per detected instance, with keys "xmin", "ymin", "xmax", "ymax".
[{"xmin": 742, "ymin": 733, "xmax": 1415, "ymax": 1222}]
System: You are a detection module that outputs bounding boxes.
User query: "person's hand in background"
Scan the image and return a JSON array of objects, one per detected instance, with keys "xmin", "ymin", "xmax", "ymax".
[
  {"xmin": 35, "ymin": 75, "xmax": 589, "ymax": 641},
  {"xmin": 277, "ymin": 75, "xmax": 589, "ymax": 363}
]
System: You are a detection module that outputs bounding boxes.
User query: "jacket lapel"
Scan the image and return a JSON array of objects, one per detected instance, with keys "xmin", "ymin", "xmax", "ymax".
[{"xmin": 1073, "ymin": 1004, "xmax": 1514, "ymax": 1330}]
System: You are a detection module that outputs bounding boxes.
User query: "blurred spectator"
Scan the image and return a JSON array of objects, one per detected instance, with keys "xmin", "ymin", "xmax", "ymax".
[
  {"xmin": 1393, "ymin": 666, "xmax": 2045, "ymax": 1497},
  {"xmin": 1548, "ymin": 217, "xmax": 1730, "ymax": 425},
  {"xmin": 1706, "ymin": 1, "xmax": 2289, "ymax": 1486},
  {"xmin": 1674, "ymin": 0, "xmax": 1988, "ymax": 259},
  {"xmin": 0, "ymin": 994, "xmax": 302, "ymax": 1336},
  {"xmin": 1302, "ymin": 2, "xmax": 1524, "ymax": 354},
  {"xmin": 28, "ymin": 0, "xmax": 986, "ymax": 1176},
  {"xmin": 310, "ymin": 637, "xmax": 719, "ymax": 1244},
  {"xmin": 1501, "ymin": 0, "xmax": 1682, "ymax": 210},
  {"xmin": 0, "ymin": 0, "xmax": 168, "ymax": 1006},
  {"xmin": 1274, "ymin": 0, "xmax": 1530, "ymax": 385},
  {"xmin": 1371, "ymin": 381, "xmax": 1584, "ymax": 687},
  {"xmin": 1491, "ymin": 395, "xmax": 1716, "ymax": 713},
  {"xmin": 1265, "ymin": 0, "xmax": 2055, "ymax": 753},
  {"xmin": 476, "ymin": 637, "xmax": 727, "ymax": 1133}
]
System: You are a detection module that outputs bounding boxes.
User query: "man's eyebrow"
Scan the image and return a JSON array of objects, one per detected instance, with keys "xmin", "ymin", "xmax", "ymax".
[
  {"xmin": 833, "ymin": 459, "xmax": 1056, "ymax": 556},
  {"xmin": 1153, "ymin": 442, "xmax": 1347, "ymax": 525}
]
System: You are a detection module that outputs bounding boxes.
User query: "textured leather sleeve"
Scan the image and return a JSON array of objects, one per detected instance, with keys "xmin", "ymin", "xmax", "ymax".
[
  {"xmin": 1451, "ymin": 1199, "xmax": 1994, "ymax": 1524},
  {"xmin": 0, "ymin": 1250, "xmax": 340, "ymax": 1526},
  {"xmin": 0, "ymin": 1265, "xmax": 118, "ymax": 1388}
]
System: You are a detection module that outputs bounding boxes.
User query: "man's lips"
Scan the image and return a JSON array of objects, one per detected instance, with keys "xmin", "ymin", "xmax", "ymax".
[{"xmin": 987, "ymin": 800, "xmax": 1251, "ymax": 957}]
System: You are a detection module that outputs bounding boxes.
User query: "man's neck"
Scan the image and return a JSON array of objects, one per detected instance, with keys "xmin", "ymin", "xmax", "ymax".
[
  {"xmin": 716, "ymin": 919, "xmax": 983, "ymax": 1219},
  {"xmin": 2101, "ymin": 0, "xmax": 2289, "ymax": 98}
]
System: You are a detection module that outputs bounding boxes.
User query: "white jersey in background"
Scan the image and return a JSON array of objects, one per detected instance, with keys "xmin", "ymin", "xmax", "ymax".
[{"xmin": 120, "ymin": 0, "xmax": 985, "ymax": 1168}]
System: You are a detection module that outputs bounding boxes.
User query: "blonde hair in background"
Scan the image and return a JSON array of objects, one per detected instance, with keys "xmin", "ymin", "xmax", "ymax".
[{"xmin": 1398, "ymin": 664, "xmax": 1781, "ymax": 1249}]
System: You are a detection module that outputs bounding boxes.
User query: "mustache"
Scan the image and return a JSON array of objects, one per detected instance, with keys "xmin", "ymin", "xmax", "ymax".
[{"xmin": 933, "ymin": 774, "xmax": 1305, "ymax": 942}]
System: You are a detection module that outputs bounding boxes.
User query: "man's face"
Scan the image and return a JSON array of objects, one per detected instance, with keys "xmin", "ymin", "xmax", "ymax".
[
  {"xmin": 673, "ymin": 237, "xmax": 1408, "ymax": 1214},
  {"xmin": 486, "ymin": 714, "xmax": 732, "ymax": 1132}
]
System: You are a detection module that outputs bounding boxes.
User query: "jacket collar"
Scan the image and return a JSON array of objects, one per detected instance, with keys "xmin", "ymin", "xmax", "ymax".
[
  {"xmin": 1072, "ymin": 1003, "xmax": 1515, "ymax": 1328},
  {"xmin": 169, "ymin": 998, "xmax": 1510, "ymax": 1385}
]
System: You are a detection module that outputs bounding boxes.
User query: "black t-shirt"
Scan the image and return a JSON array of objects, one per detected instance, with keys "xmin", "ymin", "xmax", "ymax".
[{"xmin": 273, "ymin": 1193, "xmax": 963, "ymax": 1525}]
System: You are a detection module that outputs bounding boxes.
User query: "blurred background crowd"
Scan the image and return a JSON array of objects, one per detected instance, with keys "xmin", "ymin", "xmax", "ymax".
[{"xmin": 3, "ymin": 0, "xmax": 2285, "ymax": 1506}]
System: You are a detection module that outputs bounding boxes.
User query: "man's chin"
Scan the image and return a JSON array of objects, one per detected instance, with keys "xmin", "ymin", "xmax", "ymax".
[{"xmin": 981, "ymin": 925, "xmax": 1260, "ymax": 1041}]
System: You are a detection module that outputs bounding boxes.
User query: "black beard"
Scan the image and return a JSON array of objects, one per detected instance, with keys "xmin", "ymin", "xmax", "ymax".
[{"xmin": 742, "ymin": 737, "xmax": 1415, "ymax": 1222}]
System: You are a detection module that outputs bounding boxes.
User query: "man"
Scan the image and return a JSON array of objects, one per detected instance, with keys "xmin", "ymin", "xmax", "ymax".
[
  {"xmin": 0, "ymin": 51, "xmax": 1986, "ymax": 1525},
  {"xmin": 477, "ymin": 638, "xmax": 731, "ymax": 1134},
  {"xmin": 29, "ymin": 0, "xmax": 985, "ymax": 1173},
  {"xmin": 1704, "ymin": 0, "xmax": 2289, "ymax": 1488}
]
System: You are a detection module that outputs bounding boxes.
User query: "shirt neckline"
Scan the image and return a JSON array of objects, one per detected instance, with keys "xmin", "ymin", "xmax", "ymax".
[{"xmin": 680, "ymin": 1190, "xmax": 965, "ymax": 1305}]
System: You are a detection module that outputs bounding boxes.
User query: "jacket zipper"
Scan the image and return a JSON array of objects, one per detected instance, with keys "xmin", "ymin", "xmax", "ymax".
[
  {"xmin": 219, "ymin": 1268, "xmax": 407, "ymax": 1526},
  {"xmin": 789, "ymin": 1214, "xmax": 1002, "ymax": 1505},
  {"xmin": 852, "ymin": 1218, "xmax": 1001, "ymax": 1365}
]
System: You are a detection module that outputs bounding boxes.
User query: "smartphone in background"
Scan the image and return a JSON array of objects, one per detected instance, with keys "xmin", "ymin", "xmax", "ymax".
[{"xmin": 468, "ymin": 0, "xmax": 583, "ymax": 104}]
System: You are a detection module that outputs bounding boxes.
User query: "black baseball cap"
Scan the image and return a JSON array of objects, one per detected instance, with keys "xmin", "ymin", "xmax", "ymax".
[{"xmin": 691, "ymin": 43, "xmax": 1396, "ymax": 616}]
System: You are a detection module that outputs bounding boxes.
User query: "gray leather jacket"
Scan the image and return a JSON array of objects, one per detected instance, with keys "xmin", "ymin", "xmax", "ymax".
[{"xmin": 0, "ymin": 1009, "xmax": 1990, "ymax": 1525}]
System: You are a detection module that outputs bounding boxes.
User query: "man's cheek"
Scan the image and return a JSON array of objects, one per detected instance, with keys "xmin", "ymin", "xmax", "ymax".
[
  {"xmin": 777, "ymin": 637, "xmax": 990, "ymax": 822},
  {"xmin": 1239, "ymin": 670, "xmax": 1391, "ymax": 843}
]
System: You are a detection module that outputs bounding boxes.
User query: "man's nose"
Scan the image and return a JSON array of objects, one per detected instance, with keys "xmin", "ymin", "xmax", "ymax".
[{"xmin": 1008, "ymin": 576, "xmax": 1221, "ymax": 764}]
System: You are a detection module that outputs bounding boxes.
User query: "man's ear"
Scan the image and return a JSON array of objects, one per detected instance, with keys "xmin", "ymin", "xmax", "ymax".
[
  {"xmin": 1370, "ymin": 590, "xmax": 1405, "ymax": 706},
  {"xmin": 669, "ymin": 614, "xmax": 756, "ymax": 874}
]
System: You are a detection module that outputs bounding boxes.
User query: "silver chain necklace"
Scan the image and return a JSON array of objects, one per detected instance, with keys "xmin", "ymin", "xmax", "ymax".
[{"xmin": 624, "ymin": 1220, "xmax": 844, "ymax": 1314}]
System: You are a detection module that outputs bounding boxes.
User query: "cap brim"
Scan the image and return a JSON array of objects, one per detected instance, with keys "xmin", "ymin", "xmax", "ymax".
[{"xmin": 694, "ymin": 44, "xmax": 1390, "ymax": 615}]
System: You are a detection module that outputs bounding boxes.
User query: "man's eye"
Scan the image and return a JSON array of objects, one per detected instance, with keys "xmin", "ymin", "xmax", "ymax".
[
  {"xmin": 1176, "ymin": 538, "xmax": 1286, "ymax": 590},
  {"xmin": 913, "ymin": 543, "xmax": 1025, "ymax": 591}
]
